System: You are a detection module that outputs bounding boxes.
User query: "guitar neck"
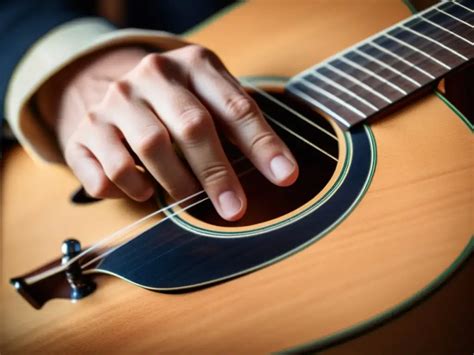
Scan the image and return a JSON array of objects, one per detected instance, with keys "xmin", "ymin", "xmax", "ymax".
[{"xmin": 286, "ymin": 0, "xmax": 474, "ymax": 129}]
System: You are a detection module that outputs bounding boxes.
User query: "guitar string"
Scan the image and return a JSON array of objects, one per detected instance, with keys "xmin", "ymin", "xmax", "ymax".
[
  {"xmin": 79, "ymin": 87, "xmax": 341, "ymax": 267},
  {"xmin": 78, "ymin": 87, "xmax": 338, "ymax": 268},
  {"xmin": 435, "ymin": 7, "xmax": 473, "ymax": 28},
  {"xmin": 20, "ymin": 0, "xmax": 472, "ymax": 286},
  {"xmin": 78, "ymin": 89, "xmax": 340, "ymax": 268},
  {"xmin": 452, "ymin": 1, "xmax": 474, "ymax": 13},
  {"xmin": 239, "ymin": 79, "xmax": 339, "ymax": 141},
  {"xmin": 23, "ymin": 157, "xmax": 249, "ymax": 285},
  {"xmin": 80, "ymin": 165, "xmax": 258, "ymax": 269},
  {"xmin": 78, "ymin": 159, "xmax": 252, "ymax": 268},
  {"xmin": 76, "ymin": 154, "xmax": 244, "ymax": 262},
  {"xmin": 76, "ymin": 0, "xmax": 473, "ymax": 272},
  {"xmin": 23, "ymin": 90, "xmax": 340, "ymax": 285},
  {"xmin": 285, "ymin": 0, "xmax": 471, "ymax": 122}
]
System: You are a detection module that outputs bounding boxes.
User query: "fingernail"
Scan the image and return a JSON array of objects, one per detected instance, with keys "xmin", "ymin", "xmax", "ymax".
[
  {"xmin": 218, "ymin": 190, "xmax": 242, "ymax": 219},
  {"xmin": 270, "ymin": 155, "xmax": 295, "ymax": 181}
]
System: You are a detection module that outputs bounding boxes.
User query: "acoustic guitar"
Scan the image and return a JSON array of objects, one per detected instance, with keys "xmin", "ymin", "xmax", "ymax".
[{"xmin": 2, "ymin": 0, "xmax": 473, "ymax": 353}]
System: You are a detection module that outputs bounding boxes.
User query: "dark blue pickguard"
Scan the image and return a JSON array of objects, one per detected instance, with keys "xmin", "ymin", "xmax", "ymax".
[{"xmin": 97, "ymin": 125, "xmax": 374, "ymax": 290}]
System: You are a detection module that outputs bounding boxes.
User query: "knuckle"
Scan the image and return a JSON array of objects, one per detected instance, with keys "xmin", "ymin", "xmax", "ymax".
[
  {"xmin": 140, "ymin": 53, "xmax": 169, "ymax": 74},
  {"xmin": 109, "ymin": 80, "xmax": 131, "ymax": 99},
  {"xmin": 249, "ymin": 131, "xmax": 278, "ymax": 155},
  {"xmin": 225, "ymin": 95, "xmax": 256, "ymax": 123},
  {"xmin": 186, "ymin": 44, "xmax": 210, "ymax": 58},
  {"xmin": 84, "ymin": 107, "xmax": 110, "ymax": 126},
  {"xmin": 199, "ymin": 163, "xmax": 230, "ymax": 185},
  {"xmin": 184, "ymin": 44, "xmax": 217, "ymax": 65},
  {"xmin": 176, "ymin": 108, "xmax": 211, "ymax": 142},
  {"xmin": 84, "ymin": 110, "xmax": 100, "ymax": 125},
  {"xmin": 136, "ymin": 126, "xmax": 169, "ymax": 155},
  {"xmin": 107, "ymin": 156, "xmax": 135, "ymax": 182}
]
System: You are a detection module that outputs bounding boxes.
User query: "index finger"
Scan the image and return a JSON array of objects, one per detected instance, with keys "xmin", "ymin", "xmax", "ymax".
[{"xmin": 182, "ymin": 48, "xmax": 299, "ymax": 186}]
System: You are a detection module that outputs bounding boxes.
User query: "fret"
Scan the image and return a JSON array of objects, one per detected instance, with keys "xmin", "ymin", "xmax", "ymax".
[
  {"xmin": 408, "ymin": 18, "xmax": 474, "ymax": 58},
  {"xmin": 360, "ymin": 42, "xmax": 435, "ymax": 81},
  {"xmin": 452, "ymin": 1, "xmax": 474, "ymax": 12},
  {"xmin": 303, "ymin": 74, "xmax": 376, "ymax": 115},
  {"xmin": 342, "ymin": 51, "xmax": 416, "ymax": 93},
  {"xmin": 316, "ymin": 66, "xmax": 389, "ymax": 108},
  {"xmin": 340, "ymin": 55, "xmax": 408, "ymax": 95},
  {"xmin": 435, "ymin": 7, "xmax": 474, "ymax": 27},
  {"xmin": 308, "ymin": 71, "xmax": 379, "ymax": 112},
  {"xmin": 286, "ymin": 1, "xmax": 473, "ymax": 129},
  {"xmin": 399, "ymin": 24, "xmax": 469, "ymax": 60},
  {"xmin": 323, "ymin": 64, "xmax": 392, "ymax": 104},
  {"xmin": 419, "ymin": 15, "xmax": 473, "ymax": 45},
  {"xmin": 383, "ymin": 33, "xmax": 452, "ymax": 70},
  {"xmin": 439, "ymin": 2, "xmax": 474, "ymax": 24},
  {"xmin": 352, "ymin": 48, "xmax": 422, "ymax": 87},
  {"xmin": 331, "ymin": 58, "xmax": 404, "ymax": 101},
  {"xmin": 374, "ymin": 35, "xmax": 446, "ymax": 79},
  {"xmin": 293, "ymin": 81, "xmax": 364, "ymax": 123},
  {"xmin": 423, "ymin": 10, "xmax": 474, "ymax": 42},
  {"xmin": 389, "ymin": 27, "xmax": 464, "ymax": 67},
  {"xmin": 300, "ymin": 78, "xmax": 367, "ymax": 118},
  {"xmin": 288, "ymin": 83, "xmax": 352, "ymax": 127}
]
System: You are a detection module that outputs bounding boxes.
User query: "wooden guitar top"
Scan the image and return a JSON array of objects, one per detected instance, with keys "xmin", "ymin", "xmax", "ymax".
[{"xmin": 1, "ymin": 1, "xmax": 472, "ymax": 353}]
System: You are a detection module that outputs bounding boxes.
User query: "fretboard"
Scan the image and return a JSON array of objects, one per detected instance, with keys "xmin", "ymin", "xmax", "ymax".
[{"xmin": 286, "ymin": 0, "xmax": 474, "ymax": 129}]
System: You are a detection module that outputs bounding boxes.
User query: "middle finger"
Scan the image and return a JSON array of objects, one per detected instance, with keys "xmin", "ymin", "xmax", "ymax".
[{"xmin": 138, "ymin": 79, "xmax": 247, "ymax": 221}]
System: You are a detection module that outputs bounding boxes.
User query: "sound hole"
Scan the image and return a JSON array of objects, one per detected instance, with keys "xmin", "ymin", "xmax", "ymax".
[{"xmin": 182, "ymin": 87, "xmax": 340, "ymax": 227}]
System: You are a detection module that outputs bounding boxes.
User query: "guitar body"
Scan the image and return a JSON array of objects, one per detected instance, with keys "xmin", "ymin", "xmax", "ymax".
[{"xmin": 1, "ymin": 1, "xmax": 472, "ymax": 353}]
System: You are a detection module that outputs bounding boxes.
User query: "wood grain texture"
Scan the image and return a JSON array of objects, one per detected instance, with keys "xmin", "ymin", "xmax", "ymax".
[{"xmin": 1, "ymin": 1, "xmax": 472, "ymax": 353}]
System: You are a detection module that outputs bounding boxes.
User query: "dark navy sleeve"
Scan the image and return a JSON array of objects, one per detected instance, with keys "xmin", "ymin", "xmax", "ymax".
[{"xmin": 0, "ymin": 0, "xmax": 91, "ymax": 120}]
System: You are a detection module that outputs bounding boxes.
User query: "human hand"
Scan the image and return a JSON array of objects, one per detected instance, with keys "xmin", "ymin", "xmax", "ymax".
[{"xmin": 37, "ymin": 45, "xmax": 299, "ymax": 221}]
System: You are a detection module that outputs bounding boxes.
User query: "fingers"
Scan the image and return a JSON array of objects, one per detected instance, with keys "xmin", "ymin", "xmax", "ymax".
[
  {"xmin": 64, "ymin": 142, "xmax": 125, "ymax": 199},
  {"xmin": 110, "ymin": 97, "xmax": 200, "ymax": 201},
  {"xmin": 153, "ymin": 90, "xmax": 247, "ymax": 221},
  {"xmin": 172, "ymin": 105, "xmax": 247, "ymax": 221},
  {"xmin": 71, "ymin": 118, "xmax": 154, "ymax": 201},
  {"xmin": 83, "ymin": 123, "xmax": 154, "ymax": 201},
  {"xmin": 131, "ymin": 60, "xmax": 247, "ymax": 220},
  {"xmin": 174, "ymin": 45, "xmax": 299, "ymax": 187},
  {"xmin": 61, "ymin": 47, "xmax": 297, "ymax": 223}
]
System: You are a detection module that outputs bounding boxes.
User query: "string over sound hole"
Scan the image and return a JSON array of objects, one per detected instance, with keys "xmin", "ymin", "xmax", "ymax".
[{"xmin": 183, "ymin": 86, "xmax": 341, "ymax": 228}]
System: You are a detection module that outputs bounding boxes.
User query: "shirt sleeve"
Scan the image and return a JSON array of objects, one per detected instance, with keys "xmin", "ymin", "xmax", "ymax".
[
  {"xmin": 3, "ymin": 16, "xmax": 190, "ymax": 162},
  {"xmin": 0, "ymin": 1, "xmax": 92, "ymax": 122}
]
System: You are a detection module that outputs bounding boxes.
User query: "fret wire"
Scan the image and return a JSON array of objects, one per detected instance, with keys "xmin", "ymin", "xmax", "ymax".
[
  {"xmin": 287, "ymin": 85, "xmax": 351, "ymax": 128},
  {"xmin": 435, "ymin": 8, "xmax": 474, "ymax": 27},
  {"xmin": 400, "ymin": 24, "xmax": 469, "ymax": 60},
  {"xmin": 452, "ymin": 1, "xmax": 474, "ymax": 13},
  {"xmin": 309, "ymin": 71, "xmax": 379, "ymax": 111},
  {"xmin": 264, "ymin": 112, "xmax": 340, "ymax": 161},
  {"xmin": 289, "ymin": 1, "xmax": 459, "ymax": 87},
  {"xmin": 326, "ymin": 63, "xmax": 392, "ymax": 104},
  {"xmin": 339, "ymin": 56, "xmax": 408, "ymax": 95},
  {"xmin": 243, "ymin": 81, "xmax": 338, "ymax": 140},
  {"xmin": 368, "ymin": 42, "xmax": 436, "ymax": 79},
  {"xmin": 353, "ymin": 48, "xmax": 422, "ymax": 87},
  {"xmin": 420, "ymin": 15, "xmax": 473, "ymax": 45},
  {"xmin": 289, "ymin": 2, "xmax": 449, "ymax": 85},
  {"xmin": 300, "ymin": 78, "xmax": 367, "ymax": 118},
  {"xmin": 384, "ymin": 33, "xmax": 452, "ymax": 69},
  {"xmin": 286, "ymin": 0, "xmax": 472, "ymax": 128}
]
